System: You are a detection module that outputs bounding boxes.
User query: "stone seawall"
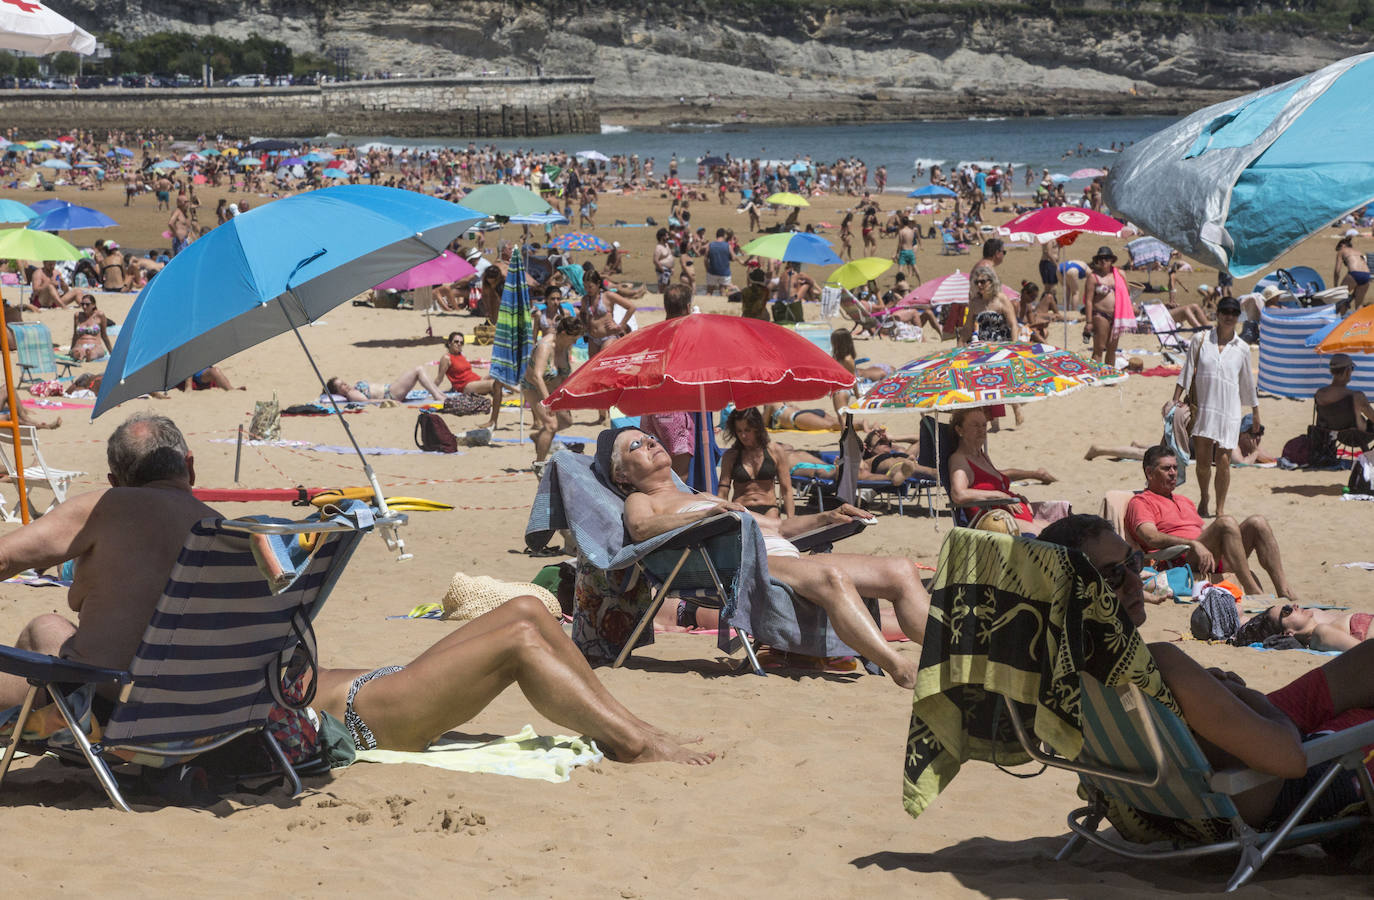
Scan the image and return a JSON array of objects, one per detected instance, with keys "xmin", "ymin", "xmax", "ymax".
[{"xmin": 0, "ymin": 76, "xmax": 599, "ymax": 138}]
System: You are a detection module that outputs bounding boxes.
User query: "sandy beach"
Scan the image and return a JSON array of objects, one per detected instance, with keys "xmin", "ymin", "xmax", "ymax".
[{"xmin": 0, "ymin": 174, "xmax": 1369, "ymax": 897}]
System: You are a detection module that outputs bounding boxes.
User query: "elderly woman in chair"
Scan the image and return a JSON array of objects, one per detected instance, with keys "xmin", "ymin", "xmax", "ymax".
[{"xmin": 603, "ymin": 426, "xmax": 930, "ymax": 688}]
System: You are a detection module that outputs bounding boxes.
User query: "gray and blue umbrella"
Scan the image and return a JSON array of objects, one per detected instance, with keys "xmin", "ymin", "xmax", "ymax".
[
  {"xmin": 490, "ymin": 246, "xmax": 534, "ymax": 392},
  {"xmin": 1106, "ymin": 52, "xmax": 1374, "ymax": 277}
]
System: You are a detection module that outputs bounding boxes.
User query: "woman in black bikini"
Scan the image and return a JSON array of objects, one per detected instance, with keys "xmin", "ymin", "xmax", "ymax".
[
  {"xmin": 862, "ymin": 425, "xmax": 938, "ymax": 485},
  {"xmin": 715, "ymin": 407, "xmax": 794, "ymax": 518}
]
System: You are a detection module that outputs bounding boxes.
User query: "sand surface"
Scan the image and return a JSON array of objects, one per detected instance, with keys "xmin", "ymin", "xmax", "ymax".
[{"xmin": 0, "ymin": 176, "xmax": 1369, "ymax": 897}]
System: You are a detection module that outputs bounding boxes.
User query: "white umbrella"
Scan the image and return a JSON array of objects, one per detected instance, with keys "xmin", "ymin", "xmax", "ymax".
[
  {"xmin": 0, "ymin": 1, "xmax": 96, "ymax": 55},
  {"xmin": 575, "ymin": 150, "xmax": 609, "ymax": 162}
]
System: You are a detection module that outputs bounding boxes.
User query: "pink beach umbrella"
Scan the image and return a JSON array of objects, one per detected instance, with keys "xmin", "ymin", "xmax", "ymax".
[
  {"xmin": 892, "ymin": 269, "xmax": 1019, "ymax": 309},
  {"xmin": 998, "ymin": 206, "xmax": 1124, "ymax": 245},
  {"xmin": 1069, "ymin": 168, "xmax": 1107, "ymax": 179},
  {"xmin": 373, "ymin": 251, "xmax": 476, "ymax": 291}
]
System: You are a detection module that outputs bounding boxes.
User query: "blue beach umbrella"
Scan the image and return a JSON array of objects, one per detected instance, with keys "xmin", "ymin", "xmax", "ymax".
[
  {"xmin": 41, "ymin": 159, "xmax": 71, "ymax": 170},
  {"xmin": 907, "ymin": 185, "xmax": 957, "ymax": 199},
  {"xmin": 322, "ymin": 167, "xmax": 349, "ymax": 178},
  {"xmin": 0, "ymin": 199, "xmax": 38, "ymax": 223},
  {"xmin": 1049, "ymin": 173, "xmax": 1071, "ymax": 184},
  {"xmin": 508, "ymin": 211, "xmax": 569, "ymax": 226},
  {"xmin": 1106, "ymin": 52, "xmax": 1374, "ymax": 277},
  {"xmin": 93, "ymin": 186, "xmax": 486, "ymax": 526},
  {"xmin": 112, "ymin": 147, "xmax": 134, "ymax": 157},
  {"xmin": 150, "ymin": 160, "xmax": 181, "ymax": 170},
  {"xmin": 28, "ymin": 203, "xmax": 118, "ymax": 231},
  {"xmin": 95, "ymin": 186, "xmax": 486, "ymax": 417},
  {"xmin": 28, "ymin": 198, "xmax": 69, "ymax": 215}
]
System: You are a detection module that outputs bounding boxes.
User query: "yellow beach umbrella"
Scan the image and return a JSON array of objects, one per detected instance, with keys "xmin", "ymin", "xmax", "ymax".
[
  {"xmin": 766, "ymin": 192, "xmax": 810, "ymax": 207},
  {"xmin": 221, "ymin": 147, "xmax": 240, "ymax": 156},
  {"xmin": 827, "ymin": 257, "xmax": 894, "ymax": 290}
]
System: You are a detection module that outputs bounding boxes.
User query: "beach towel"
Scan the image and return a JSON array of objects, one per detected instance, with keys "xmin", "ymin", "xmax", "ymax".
[
  {"xmin": 526, "ymin": 452, "xmax": 861, "ymax": 662},
  {"xmin": 353, "ymin": 724, "xmax": 602, "ymax": 783},
  {"xmin": 1110, "ymin": 269, "xmax": 1136, "ymax": 337},
  {"xmin": 903, "ymin": 528, "xmax": 1175, "ymax": 820}
]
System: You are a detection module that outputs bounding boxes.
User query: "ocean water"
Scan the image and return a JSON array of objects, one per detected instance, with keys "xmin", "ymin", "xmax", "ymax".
[{"xmin": 329, "ymin": 115, "xmax": 1179, "ymax": 186}]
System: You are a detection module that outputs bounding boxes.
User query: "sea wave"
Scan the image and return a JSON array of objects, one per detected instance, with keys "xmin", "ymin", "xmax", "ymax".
[{"xmin": 600, "ymin": 124, "xmax": 629, "ymax": 134}]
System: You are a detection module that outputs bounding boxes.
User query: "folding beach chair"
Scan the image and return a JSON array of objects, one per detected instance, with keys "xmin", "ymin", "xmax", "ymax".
[
  {"xmin": 788, "ymin": 448, "xmax": 936, "ymax": 516},
  {"xmin": 0, "ymin": 425, "xmax": 84, "ymax": 521},
  {"xmin": 940, "ymin": 231, "xmax": 968, "ymax": 256},
  {"xmin": 1141, "ymin": 303, "xmax": 1206, "ymax": 364},
  {"xmin": 0, "ymin": 502, "xmax": 378, "ymax": 811},
  {"xmin": 6, "ymin": 322, "xmax": 78, "ymax": 385},
  {"xmin": 1004, "ymin": 672, "xmax": 1374, "ymax": 892},
  {"xmin": 526, "ymin": 452, "xmax": 877, "ymax": 676}
]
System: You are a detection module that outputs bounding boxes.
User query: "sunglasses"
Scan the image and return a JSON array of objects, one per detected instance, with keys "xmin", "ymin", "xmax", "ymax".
[
  {"xmin": 973, "ymin": 278, "xmax": 992, "ymax": 285},
  {"xmin": 626, "ymin": 435, "xmax": 660, "ymax": 452},
  {"xmin": 1276, "ymin": 603, "xmax": 1295, "ymax": 621},
  {"xmin": 1100, "ymin": 549, "xmax": 1144, "ymax": 591}
]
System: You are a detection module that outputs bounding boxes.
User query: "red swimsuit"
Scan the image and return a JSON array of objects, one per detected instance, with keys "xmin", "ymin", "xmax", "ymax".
[{"xmin": 966, "ymin": 458, "xmax": 1033, "ymax": 523}]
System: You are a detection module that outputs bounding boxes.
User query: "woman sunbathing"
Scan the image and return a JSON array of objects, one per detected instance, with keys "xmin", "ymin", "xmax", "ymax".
[
  {"xmin": 948, "ymin": 407, "xmax": 1059, "ymax": 534},
  {"xmin": 716, "ymin": 407, "xmax": 794, "ymax": 518},
  {"xmin": 69, "ymin": 294, "xmax": 113, "ymax": 362},
  {"xmin": 762, "ymin": 402, "xmax": 844, "ymax": 432},
  {"xmin": 325, "ymin": 366, "xmax": 448, "ymax": 404},
  {"xmin": 1234, "ymin": 604, "xmax": 1371, "ymax": 652},
  {"xmin": 861, "ymin": 425, "xmax": 938, "ymax": 485},
  {"xmin": 607, "ymin": 426, "xmax": 930, "ymax": 687}
]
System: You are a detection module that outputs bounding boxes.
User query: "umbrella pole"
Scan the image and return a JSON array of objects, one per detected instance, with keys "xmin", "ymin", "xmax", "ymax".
[{"xmin": 281, "ymin": 307, "xmax": 410, "ymax": 560}]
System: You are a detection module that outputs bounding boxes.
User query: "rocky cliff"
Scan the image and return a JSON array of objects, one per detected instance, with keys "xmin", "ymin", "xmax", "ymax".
[{"xmin": 56, "ymin": 1, "xmax": 1374, "ymax": 122}]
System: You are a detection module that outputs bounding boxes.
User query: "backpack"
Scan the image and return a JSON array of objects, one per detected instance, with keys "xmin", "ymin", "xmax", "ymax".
[
  {"xmin": 415, "ymin": 410, "xmax": 458, "ymax": 453},
  {"xmin": 1350, "ymin": 452, "xmax": 1374, "ymax": 497}
]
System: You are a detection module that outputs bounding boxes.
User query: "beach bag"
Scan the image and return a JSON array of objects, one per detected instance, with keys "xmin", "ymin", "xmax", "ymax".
[
  {"xmin": 249, "ymin": 393, "xmax": 281, "ymax": 442},
  {"xmin": 466, "ymin": 282, "xmax": 481, "ymax": 312},
  {"xmin": 415, "ymin": 410, "xmax": 458, "ymax": 453},
  {"xmin": 1349, "ymin": 452, "xmax": 1374, "ymax": 496},
  {"xmin": 1306, "ymin": 425, "xmax": 1338, "ymax": 468},
  {"xmin": 473, "ymin": 322, "xmax": 496, "ymax": 345},
  {"xmin": 1281, "ymin": 433, "xmax": 1310, "ymax": 467},
  {"xmin": 969, "ymin": 507, "xmax": 1021, "ymax": 536}
]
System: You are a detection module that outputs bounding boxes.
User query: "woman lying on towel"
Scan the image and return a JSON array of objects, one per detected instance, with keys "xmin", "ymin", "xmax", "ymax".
[
  {"xmin": 325, "ymin": 366, "xmax": 448, "ymax": 404},
  {"xmin": 1235, "ymin": 604, "xmax": 1372, "ymax": 652},
  {"xmin": 604, "ymin": 426, "xmax": 930, "ymax": 688}
]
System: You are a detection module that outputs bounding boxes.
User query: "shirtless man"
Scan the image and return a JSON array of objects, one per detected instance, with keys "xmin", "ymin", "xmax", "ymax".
[
  {"xmin": 1040, "ymin": 514, "xmax": 1373, "ymax": 828},
  {"xmin": 652, "ymin": 228, "xmax": 674, "ymax": 295},
  {"xmin": 168, "ymin": 198, "xmax": 192, "ymax": 257},
  {"xmin": 0, "ymin": 413, "xmax": 712, "ymax": 766},
  {"xmin": 1333, "ymin": 235, "xmax": 1370, "ymax": 310},
  {"xmin": 1314, "ymin": 353, "xmax": 1374, "ymax": 447},
  {"xmin": 894, "ymin": 216, "xmax": 921, "ymax": 283},
  {"xmin": 154, "ymin": 173, "xmax": 172, "ymax": 211},
  {"xmin": 28, "ymin": 261, "xmax": 80, "ymax": 310}
]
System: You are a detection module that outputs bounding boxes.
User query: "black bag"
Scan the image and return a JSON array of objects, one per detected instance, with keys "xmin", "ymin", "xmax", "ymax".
[
  {"xmin": 1306, "ymin": 425, "xmax": 1338, "ymax": 468},
  {"xmin": 1350, "ymin": 456, "xmax": 1374, "ymax": 496},
  {"xmin": 415, "ymin": 410, "xmax": 459, "ymax": 453},
  {"xmin": 771, "ymin": 299, "xmax": 804, "ymax": 324}
]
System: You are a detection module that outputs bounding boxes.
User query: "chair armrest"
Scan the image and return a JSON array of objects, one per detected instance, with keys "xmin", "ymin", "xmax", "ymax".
[
  {"xmin": 793, "ymin": 518, "xmax": 868, "ymax": 553},
  {"xmin": 954, "ymin": 496, "xmax": 1021, "ymax": 508},
  {"xmin": 656, "ymin": 512, "xmax": 741, "ymax": 551},
  {"xmin": 0, "ymin": 645, "xmax": 131, "ymax": 688},
  {"xmin": 1209, "ymin": 720, "xmax": 1374, "ymax": 795}
]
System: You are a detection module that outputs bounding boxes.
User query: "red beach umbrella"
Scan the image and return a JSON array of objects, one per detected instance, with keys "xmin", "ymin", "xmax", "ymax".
[
  {"xmin": 543, "ymin": 313, "xmax": 854, "ymax": 414},
  {"xmin": 998, "ymin": 206, "xmax": 1125, "ymax": 245}
]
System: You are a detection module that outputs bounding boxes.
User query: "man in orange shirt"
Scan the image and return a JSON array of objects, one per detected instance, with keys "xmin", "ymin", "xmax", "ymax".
[{"xmin": 1123, "ymin": 445, "xmax": 1301, "ymax": 601}]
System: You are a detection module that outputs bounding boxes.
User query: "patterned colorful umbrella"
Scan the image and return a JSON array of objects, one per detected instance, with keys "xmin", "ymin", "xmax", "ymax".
[
  {"xmin": 846, "ymin": 341, "xmax": 1126, "ymax": 413},
  {"xmin": 549, "ymin": 232, "xmax": 611, "ymax": 253},
  {"xmin": 490, "ymin": 246, "xmax": 534, "ymax": 392}
]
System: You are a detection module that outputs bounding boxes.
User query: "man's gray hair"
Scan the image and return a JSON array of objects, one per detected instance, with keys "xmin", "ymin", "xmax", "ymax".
[{"xmin": 107, "ymin": 412, "xmax": 189, "ymax": 487}]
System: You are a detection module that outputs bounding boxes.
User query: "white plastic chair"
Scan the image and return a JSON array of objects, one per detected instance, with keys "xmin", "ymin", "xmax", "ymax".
[{"xmin": 0, "ymin": 426, "xmax": 83, "ymax": 521}]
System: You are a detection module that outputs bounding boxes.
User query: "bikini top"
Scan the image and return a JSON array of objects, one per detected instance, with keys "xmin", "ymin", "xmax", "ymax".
[{"xmin": 732, "ymin": 449, "xmax": 778, "ymax": 483}]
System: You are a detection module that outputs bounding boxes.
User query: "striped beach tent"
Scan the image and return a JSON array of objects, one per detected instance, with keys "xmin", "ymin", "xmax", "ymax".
[{"xmin": 1258, "ymin": 306, "xmax": 1374, "ymax": 398}]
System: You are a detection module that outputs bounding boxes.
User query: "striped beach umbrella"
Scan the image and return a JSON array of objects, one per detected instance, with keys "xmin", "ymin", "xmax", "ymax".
[
  {"xmin": 891, "ymin": 270, "xmax": 1017, "ymax": 309},
  {"xmin": 490, "ymin": 246, "xmax": 534, "ymax": 392},
  {"xmin": 549, "ymin": 232, "xmax": 611, "ymax": 253}
]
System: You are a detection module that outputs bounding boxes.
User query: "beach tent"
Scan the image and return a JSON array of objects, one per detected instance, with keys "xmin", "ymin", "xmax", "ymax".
[{"xmin": 1257, "ymin": 306, "xmax": 1374, "ymax": 398}]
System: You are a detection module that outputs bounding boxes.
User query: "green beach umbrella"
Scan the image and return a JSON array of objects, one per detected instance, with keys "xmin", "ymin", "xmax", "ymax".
[
  {"xmin": 0, "ymin": 227, "xmax": 84, "ymax": 261},
  {"xmin": 766, "ymin": 191, "xmax": 810, "ymax": 207},
  {"xmin": 461, "ymin": 183, "xmax": 552, "ymax": 218},
  {"xmin": 740, "ymin": 232, "xmax": 843, "ymax": 266},
  {"xmin": 827, "ymin": 257, "xmax": 894, "ymax": 290}
]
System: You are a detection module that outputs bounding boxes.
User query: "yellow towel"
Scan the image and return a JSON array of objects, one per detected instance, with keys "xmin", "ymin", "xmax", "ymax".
[{"xmin": 353, "ymin": 724, "xmax": 602, "ymax": 783}]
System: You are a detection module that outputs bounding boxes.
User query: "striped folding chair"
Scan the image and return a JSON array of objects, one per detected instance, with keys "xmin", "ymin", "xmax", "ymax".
[
  {"xmin": 1004, "ymin": 674, "xmax": 1374, "ymax": 892},
  {"xmin": 0, "ymin": 503, "xmax": 379, "ymax": 811},
  {"xmin": 6, "ymin": 322, "xmax": 78, "ymax": 385}
]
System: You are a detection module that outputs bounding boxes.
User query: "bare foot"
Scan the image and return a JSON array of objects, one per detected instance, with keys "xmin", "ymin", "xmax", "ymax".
[
  {"xmin": 36, "ymin": 417, "xmax": 62, "ymax": 430},
  {"xmin": 611, "ymin": 733, "xmax": 716, "ymax": 765}
]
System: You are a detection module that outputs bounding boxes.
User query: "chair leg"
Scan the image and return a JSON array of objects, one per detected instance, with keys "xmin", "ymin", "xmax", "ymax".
[
  {"xmin": 0, "ymin": 683, "xmax": 40, "ymax": 788},
  {"xmin": 44, "ymin": 684, "xmax": 131, "ymax": 812},
  {"xmin": 261, "ymin": 730, "xmax": 303, "ymax": 798},
  {"xmin": 612, "ymin": 554, "xmax": 687, "ymax": 669}
]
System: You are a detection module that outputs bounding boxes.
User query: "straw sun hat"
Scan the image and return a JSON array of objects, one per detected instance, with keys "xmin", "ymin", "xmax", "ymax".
[{"xmin": 440, "ymin": 572, "xmax": 560, "ymax": 622}]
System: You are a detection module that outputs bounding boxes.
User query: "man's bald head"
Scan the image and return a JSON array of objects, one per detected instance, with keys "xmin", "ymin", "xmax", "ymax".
[{"xmin": 107, "ymin": 413, "xmax": 190, "ymax": 487}]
